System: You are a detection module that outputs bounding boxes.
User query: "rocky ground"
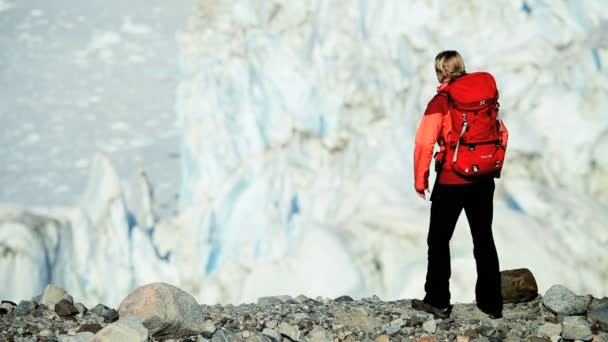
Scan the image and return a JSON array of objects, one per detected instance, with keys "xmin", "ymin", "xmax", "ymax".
[{"xmin": 0, "ymin": 282, "xmax": 607, "ymax": 342}]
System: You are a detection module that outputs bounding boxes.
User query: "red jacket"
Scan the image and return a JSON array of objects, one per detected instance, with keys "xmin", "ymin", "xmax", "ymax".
[{"xmin": 413, "ymin": 83, "xmax": 472, "ymax": 192}]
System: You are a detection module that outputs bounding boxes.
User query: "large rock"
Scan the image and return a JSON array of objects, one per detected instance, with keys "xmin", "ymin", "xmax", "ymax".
[
  {"xmin": 92, "ymin": 317, "xmax": 148, "ymax": 342},
  {"xmin": 588, "ymin": 307, "xmax": 608, "ymax": 332},
  {"xmin": 500, "ymin": 269, "xmax": 538, "ymax": 303},
  {"xmin": 543, "ymin": 285, "xmax": 587, "ymax": 315},
  {"xmin": 118, "ymin": 282, "xmax": 205, "ymax": 339},
  {"xmin": 561, "ymin": 316, "xmax": 592, "ymax": 341}
]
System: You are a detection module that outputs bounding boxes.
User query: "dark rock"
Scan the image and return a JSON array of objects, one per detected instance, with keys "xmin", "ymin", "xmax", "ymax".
[
  {"xmin": 77, "ymin": 323, "xmax": 103, "ymax": 334},
  {"xmin": 103, "ymin": 308, "xmax": 119, "ymax": 323},
  {"xmin": 501, "ymin": 268, "xmax": 538, "ymax": 303},
  {"xmin": 334, "ymin": 296, "xmax": 354, "ymax": 303},
  {"xmin": 55, "ymin": 299, "xmax": 79, "ymax": 317},
  {"xmin": 0, "ymin": 308, "xmax": 7, "ymax": 315},
  {"xmin": 90, "ymin": 303, "xmax": 110, "ymax": 316},
  {"xmin": 544, "ymin": 315, "xmax": 559, "ymax": 324},
  {"xmin": 589, "ymin": 298, "xmax": 608, "ymax": 312},
  {"xmin": 588, "ymin": 308, "xmax": 608, "ymax": 332},
  {"xmin": 32, "ymin": 307, "xmax": 45, "ymax": 318}
]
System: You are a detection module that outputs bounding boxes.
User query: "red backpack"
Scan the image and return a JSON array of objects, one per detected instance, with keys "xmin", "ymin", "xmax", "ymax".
[{"xmin": 439, "ymin": 72, "xmax": 508, "ymax": 179}]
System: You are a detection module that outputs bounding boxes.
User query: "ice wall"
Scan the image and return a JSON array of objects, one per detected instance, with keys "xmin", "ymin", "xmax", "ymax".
[
  {"xmin": 1, "ymin": 0, "xmax": 608, "ymax": 307},
  {"xmin": 174, "ymin": 0, "xmax": 608, "ymax": 302}
]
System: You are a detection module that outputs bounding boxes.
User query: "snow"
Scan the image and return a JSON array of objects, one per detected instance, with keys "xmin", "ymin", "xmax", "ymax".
[{"xmin": 1, "ymin": 0, "xmax": 607, "ymax": 308}]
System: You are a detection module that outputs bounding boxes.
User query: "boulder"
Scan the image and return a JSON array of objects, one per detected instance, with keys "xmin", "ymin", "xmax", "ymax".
[
  {"xmin": 543, "ymin": 285, "xmax": 587, "ymax": 316},
  {"xmin": 118, "ymin": 282, "xmax": 205, "ymax": 339},
  {"xmin": 500, "ymin": 269, "xmax": 538, "ymax": 303}
]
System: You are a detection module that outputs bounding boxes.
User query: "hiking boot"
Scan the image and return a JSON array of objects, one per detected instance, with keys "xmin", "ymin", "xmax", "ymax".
[{"xmin": 411, "ymin": 299, "xmax": 452, "ymax": 319}]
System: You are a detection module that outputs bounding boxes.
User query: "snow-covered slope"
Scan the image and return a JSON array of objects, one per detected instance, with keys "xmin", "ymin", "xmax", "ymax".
[{"xmin": 1, "ymin": 0, "xmax": 607, "ymax": 307}]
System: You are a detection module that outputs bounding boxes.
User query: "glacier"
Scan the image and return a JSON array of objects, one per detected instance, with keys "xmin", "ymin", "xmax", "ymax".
[{"xmin": 1, "ymin": 0, "xmax": 608, "ymax": 307}]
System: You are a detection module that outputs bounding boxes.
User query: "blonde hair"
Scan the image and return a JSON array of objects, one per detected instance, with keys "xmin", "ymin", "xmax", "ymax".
[{"xmin": 435, "ymin": 50, "xmax": 466, "ymax": 81}]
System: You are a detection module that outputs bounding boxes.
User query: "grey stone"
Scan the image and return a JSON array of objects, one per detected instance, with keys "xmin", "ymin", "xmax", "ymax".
[
  {"xmin": 57, "ymin": 332, "xmax": 95, "ymax": 342},
  {"xmin": 102, "ymin": 309, "xmax": 119, "ymax": 323},
  {"xmin": 303, "ymin": 326, "xmax": 333, "ymax": 342},
  {"xmin": 92, "ymin": 317, "xmax": 148, "ymax": 342},
  {"xmin": 478, "ymin": 326, "xmax": 496, "ymax": 337},
  {"xmin": 526, "ymin": 338, "xmax": 550, "ymax": 342},
  {"xmin": 118, "ymin": 282, "xmax": 206, "ymax": 340},
  {"xmin": 278, "ymin": 322, "xmax": 301, "ymax": 341},
  {"xmin": 14, "ymin": 300, "xmax": 36, "ymax": 316},
  {"xmin": 200, "ymin": 320, "xmax": 217, "ymax": 339},
  {"xmin": 258, "ymin": 296, "xmax": 293, "ymax": 306},
  {"xmin": 423, "ymin": 319, "xmax": 437, "ymax": 334},
  {"xmin": 63, "ymin": 294, "xmax": 74, "ymax": 305},
  {"xmin": 543, "ymin": 285, "xmax": 588, "ymax": 316},
  {"xmin": 40, "ymin": 329, "xmax": 54, "ymax": 336},
  {"xmin": 90, "ymin": 304, "xmax": 110, "ymax": 317},
  {"xmin": 75, "ymin": 303, "xmax": 88, "ymax": 315},
  {"xmin": 31, "ymin": 294, "xmax": 42, "ymax": 303},
  {"xmin": 384, "ymin": 325, "xmax": 401, "ymax": 336},
  {"xmin": 294, "ymin": 295, "xmax": 311, "ymax": 304},
  {"xmin": 561, "ymin": 316, "xmax": 592, "ymax": 341},
  {"xmin": 211, "ymin": 328, "xmax": 244, "ymax": 342},
  {"xmin": 589, "ymin": 298, "xmax": 608, "ymax": 312},
  {"xmin": 41, "ymin": 284, "xmax": 68, "ymax": 308},
  {"xmin": 538, "ymin": 322, "xmax": 562, "ymax": 338},
  {"xmin": 588, "ymin": 307, "xmax": 608, "ymax": 331},
  {"xmin": 470, "ymin": 338, "xmax": 491, "ymax": 342},
  {"xmin": 262, "ymin": 328, "xmax": 282, "ymax": 342},
  {"xmin": 597, "ymin": 332, "xmax": 608, "ymax": 342},
  {"xmin": 245, "ymin": 336, "xmax": 273, "ymax": 342}
]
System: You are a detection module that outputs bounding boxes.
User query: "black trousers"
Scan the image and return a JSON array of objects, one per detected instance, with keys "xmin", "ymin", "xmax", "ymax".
[{"xmin": 423, "ymin": 179, "xmax": 502, "ymax": 312}]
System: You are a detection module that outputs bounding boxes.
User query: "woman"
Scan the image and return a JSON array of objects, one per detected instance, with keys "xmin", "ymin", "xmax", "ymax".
[{"xmin": 411, "ymin": 50, "xmax": 503, "ymax": 319}]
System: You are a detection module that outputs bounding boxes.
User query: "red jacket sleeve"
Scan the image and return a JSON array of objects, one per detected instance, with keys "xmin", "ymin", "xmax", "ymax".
[{"xmin": 413, "ymin": 95, "xmax": 448, "ymax": 192}]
